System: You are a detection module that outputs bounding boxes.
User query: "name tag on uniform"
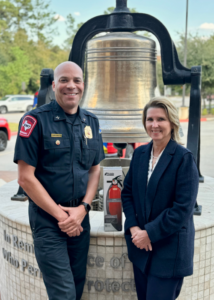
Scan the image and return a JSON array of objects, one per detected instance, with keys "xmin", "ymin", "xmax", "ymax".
[
  {"xmin": 84, "ymin": 126, "xmax": 93, "ymax": 139},
  {"xmin": 51, "ymin": 134, "xmax": 62, "ymax": 137}
]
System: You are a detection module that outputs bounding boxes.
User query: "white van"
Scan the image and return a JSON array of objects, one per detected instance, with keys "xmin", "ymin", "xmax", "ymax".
[{"xmin": 0, "ymin": 95, "xmax": 34, "ymax": 113}]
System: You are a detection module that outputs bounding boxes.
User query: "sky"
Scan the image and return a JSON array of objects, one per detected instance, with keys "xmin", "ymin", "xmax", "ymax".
[{"xmin": 51, "ymin": 0, "xmax": 214, "ymax": 48}]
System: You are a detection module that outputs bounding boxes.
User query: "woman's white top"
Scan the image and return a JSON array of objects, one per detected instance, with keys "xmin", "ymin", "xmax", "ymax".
[{"xmin": 147, "ymin": 147, "xmax": 165, "ymax": 184}]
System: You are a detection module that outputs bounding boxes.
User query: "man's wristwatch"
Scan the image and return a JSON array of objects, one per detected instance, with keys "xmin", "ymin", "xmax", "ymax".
[{"xmin": 80, "ymin": 202, "xmax": 91, "ymax": 213}]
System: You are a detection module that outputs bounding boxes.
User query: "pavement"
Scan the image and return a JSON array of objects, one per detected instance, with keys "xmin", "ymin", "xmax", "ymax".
[
  {"xmin": 1, "ymin": 112, "xmax": 24, "ymax": 124},
  {"xmin": 180, "ymin": 121, "xmax": 214, "ymax": 178},
  {"xmin": 0, "ymin": 134, "xmax": 18, "ymax": 182}
]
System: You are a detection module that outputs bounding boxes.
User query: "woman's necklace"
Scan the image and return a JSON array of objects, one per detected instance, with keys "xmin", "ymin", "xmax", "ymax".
[
  {"xmin": 150, "ymin": 148, "xmax": 164, "ymax": 172},
  {"xmin": 148, "ymin": 146, "xmax": 166, "ymax": 184}
]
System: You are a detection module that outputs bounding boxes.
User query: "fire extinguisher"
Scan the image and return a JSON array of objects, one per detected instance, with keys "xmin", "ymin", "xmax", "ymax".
[
  {"xmin": 108, "ymin": 176, "xmax": 122, "ymax": 199},
  {"xmin": 107, "ymin": 176, "xmax": 122, "ymax": 230}
]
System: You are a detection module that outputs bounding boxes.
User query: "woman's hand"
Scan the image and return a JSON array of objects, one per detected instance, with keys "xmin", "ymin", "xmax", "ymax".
[{"xmin": 131, "ymin": 228, "xmax": 152, "ymax": 251}]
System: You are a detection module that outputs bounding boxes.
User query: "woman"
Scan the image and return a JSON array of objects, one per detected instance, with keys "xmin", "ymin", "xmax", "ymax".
[{"xmin": 121, "ymin": 97, "xmax": 199, "ymax": 300}]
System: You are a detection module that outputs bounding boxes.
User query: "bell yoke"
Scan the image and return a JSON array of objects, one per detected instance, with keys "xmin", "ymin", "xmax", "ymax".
[{"xmin": 37, "ymin": 2, "xmax": 203, "ymax": 210}]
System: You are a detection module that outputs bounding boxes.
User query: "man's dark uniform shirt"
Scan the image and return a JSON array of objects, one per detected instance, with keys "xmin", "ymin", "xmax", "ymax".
[{"xmin": 14, "ymin": 100, "xmax": 105, "ymax": 203}]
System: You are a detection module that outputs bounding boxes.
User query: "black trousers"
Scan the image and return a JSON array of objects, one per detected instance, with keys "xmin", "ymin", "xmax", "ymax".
[
  {"xmin": 29, "ymin": 201, "xmax": 90, "ymax": 300},
  {"xmin": 133, "ymin": 265, "xmax": 183, "ymax": 300}
]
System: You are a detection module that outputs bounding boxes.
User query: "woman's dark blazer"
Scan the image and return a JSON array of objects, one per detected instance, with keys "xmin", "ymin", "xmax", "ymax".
[{"xmin": 121, "ymin": 139, "xmax": 199, "ymax": 278}]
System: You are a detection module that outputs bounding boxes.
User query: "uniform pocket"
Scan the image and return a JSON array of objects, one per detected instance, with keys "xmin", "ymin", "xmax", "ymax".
[
  {"xmin": 81, "ymin": 139, "xmax": 98, "ymax": 168},
  {"xmin": 43, "ymin": 138, "xmax": 71, "ymax": 169}
]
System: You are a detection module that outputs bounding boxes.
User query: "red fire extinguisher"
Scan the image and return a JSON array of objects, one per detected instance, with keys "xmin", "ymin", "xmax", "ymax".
[
  {"xmin": 108, "ymin": 176, "xmax": 122, "ymax": 199},
  {"xmin": 107, "ymin": 176, "xmax": 122, "ymax": 229}
]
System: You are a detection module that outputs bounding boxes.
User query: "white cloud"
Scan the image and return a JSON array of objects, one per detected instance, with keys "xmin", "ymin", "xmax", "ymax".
[
  {"xmin": 54, "ymin": 14, "xmax": 65, "ymax": 22},
  {"xmin": 199, "ymin": 23, "xmax": 214, "ymax": 30},
  {"xmin": 74, "ymin": 12, "xmax": 80, "ymax": 16}
]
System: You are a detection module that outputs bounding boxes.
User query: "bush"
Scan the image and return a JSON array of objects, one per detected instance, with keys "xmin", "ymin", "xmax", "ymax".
[
  {"xmin": 201, "ymin": 108, "xmax": 207, "ymax": 115},
  {"xmin": 211, "ymin": 108, "xmax": 214, "ymax": 115}
]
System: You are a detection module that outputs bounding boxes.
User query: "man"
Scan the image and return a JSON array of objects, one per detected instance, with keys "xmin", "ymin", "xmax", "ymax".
[{"xmin": 14, "ymin": 62, "xmax": 105, "ymax": 300}]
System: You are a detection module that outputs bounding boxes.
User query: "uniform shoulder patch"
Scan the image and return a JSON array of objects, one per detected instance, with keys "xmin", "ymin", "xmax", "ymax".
[{"xmin": 19, "ymin": 115, "xmax": 37, "ymax": 138}]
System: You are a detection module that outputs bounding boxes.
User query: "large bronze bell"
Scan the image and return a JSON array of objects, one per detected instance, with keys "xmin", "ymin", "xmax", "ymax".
[{"xmin": 80, "ymin": 31, "xmax": 157, "ymax": 143}]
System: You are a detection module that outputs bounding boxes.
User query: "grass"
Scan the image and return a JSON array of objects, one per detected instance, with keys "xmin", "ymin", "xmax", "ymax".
[{"xmin": 9, "ymin": 123, "xmax": 18, "ymax": 132}]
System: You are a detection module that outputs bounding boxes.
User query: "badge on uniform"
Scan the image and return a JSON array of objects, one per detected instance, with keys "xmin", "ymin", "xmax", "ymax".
[
  {"xmin": 84, "ymin": 126, "xmax": 93, "ymax": 139},
  {"xmin": 19, "ymin": 115, "xmax": 37, "ymax": 138}
]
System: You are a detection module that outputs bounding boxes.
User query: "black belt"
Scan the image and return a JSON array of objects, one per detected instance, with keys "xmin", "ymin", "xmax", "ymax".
[{"xmin": 62, "ymin": 197, "xmax": 84, "ymax": 207}]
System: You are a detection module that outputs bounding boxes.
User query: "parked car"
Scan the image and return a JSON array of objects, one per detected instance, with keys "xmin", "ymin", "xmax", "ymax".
[
  {"xmin": 0, "ymin": 95, "xmax": 34, "ymax": 113},
  {"xmin": 0, "ymin": 117, "xmax": 11, "ymax": 151}
]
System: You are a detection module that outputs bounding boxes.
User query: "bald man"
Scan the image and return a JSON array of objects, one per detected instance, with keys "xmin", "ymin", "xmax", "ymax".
[{"xmin": 14, "ymin": 61, "xmax": 105, "ymax": 300}]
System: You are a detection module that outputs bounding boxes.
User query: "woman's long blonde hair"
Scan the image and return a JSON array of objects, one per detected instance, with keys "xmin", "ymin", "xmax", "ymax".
[{"xmin": 142, "ymin": 97, "xmax": 182, "ymax": 144}]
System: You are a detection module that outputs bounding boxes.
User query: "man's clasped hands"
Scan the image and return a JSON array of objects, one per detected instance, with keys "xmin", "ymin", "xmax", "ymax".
[{"xmin": 57, "ymin": 205, "xmax": 87, "ymax": 237}]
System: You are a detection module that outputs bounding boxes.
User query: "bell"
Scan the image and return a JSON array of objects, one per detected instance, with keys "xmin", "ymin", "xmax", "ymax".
[{"xmin": 80, "ymin": 32, "xmax": 157, "ymax": 143}]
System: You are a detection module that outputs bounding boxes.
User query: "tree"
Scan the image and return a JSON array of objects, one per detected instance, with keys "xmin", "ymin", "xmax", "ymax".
[
  {"xmin": 0, "ymin": 0, "xmax": 17, "ymax": 30},
  {"xmin": 0, "ymin": 47, "xmax": 32, "ymax": 96},
  {"xmin": 0, "ymin": 0, "xmax": 33, "ymax": 36},
  {"xmin": 64, "ymin": 13, "xmax": 83, "ymax": 50},
  {"xmin": 12, "ymin": 0, "xmax": 33, "ymax": 30},
  {"xmin": 27, "ymin": 0, "xmax": 59, "ymax": 44},
  {"xmin": 0, "ymin": 0, "xmax": 70, "ymax": 96},
  {"xmin": 176, "ymin": 33, "xmax": 214, "ymax": 98}
]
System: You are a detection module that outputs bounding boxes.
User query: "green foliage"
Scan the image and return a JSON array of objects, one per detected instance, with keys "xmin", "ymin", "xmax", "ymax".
[
  {"xmin": 211, "ymin": 108, "xmax": 214, "ymax": 115},
  {"xmin": 64, "ymin": 13, "xmax": 84, "ymax": 50},
  {"xmin": 176, "ymin": 33, "xmax": 214, "ymax": 97},
  {"xmin": 12, "ymin": 0, "xmax": 33, "ymax": 30},
  {"xmin": 201, "ymin": 108, "xmax": 207, "ymax": 116},
  {"xmin": 0, "ymin": 47, "xmax": 32, "ymax": 96},
  {"xmin": 0, "ymin": 0, "xmax": 69, "ymax": 95},
  {"xmin": 27, "ymin": 0, "xmax": 58, "ymax": 44},
  {"xmin": 156, "ymin": 33, "xmax": 214, "ymax": 96},
  {"xmin": 0, "ymin": 0, "xmax": 17, "ymax": 29}
]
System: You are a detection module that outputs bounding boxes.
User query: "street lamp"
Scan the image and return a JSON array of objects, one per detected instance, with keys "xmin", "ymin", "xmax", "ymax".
[{"xmin": 182, "ymin": 0, "xmax": 189, "ymax": 106}]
